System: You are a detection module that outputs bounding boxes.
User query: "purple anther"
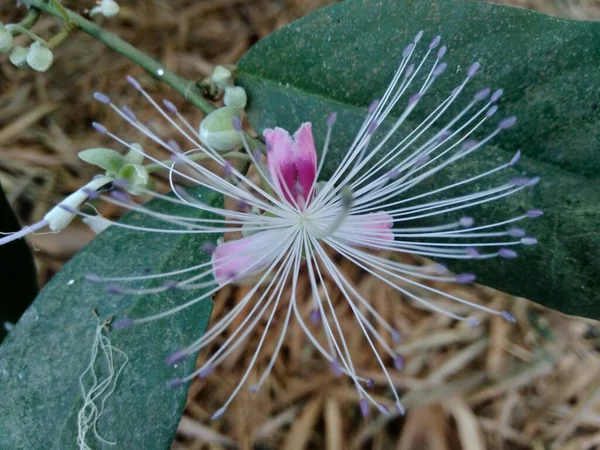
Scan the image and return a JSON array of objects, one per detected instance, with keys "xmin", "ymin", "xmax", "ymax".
[
  {"xmin": 508, "ymin": 227, "xmax": 526, "ymax": 238},
  {"xmin": 327, "ymin": 112, "xmax": 338, "ymax": 127},
  {"xmin": 437, "ymin": 45, "xmax": 447, "ymax": 59},
  {"xmin": 460, "ymin": 216, "xmax": 474, "ymax": 228},
  {"xmin": 393, "ymin": 354, "xmax": 405, "ymax": 371},
  {"xmin": 58, "ymin": 203, "xmax": 76, "ymax": 214},
  {"xmin": 521, "ymin": 237, "xmax": 538, "ymax": 246},
  {"xmin": 461, "ymin": 139, "xmax": 478, "ymax": 150},
  {"xmin": 467, "ymin": 62, "xmax": 480, "ymax": 77},
  {"xmin": 527, "ymin": 209, "xmax": 543, "ymax": 217},
  {"xmin": 408, "ymin": 93, "xmax": 422, "ymax": 105},
  {"xmin": 396, "ymin": 401, "xmax": 406, "ymax": 415},
  {"xmin": 81, "ymin": 187, "xmax": 100, "ymax": 199},
  {"xmin": 162, "ymin": 99, "xmax": 178, "ymax": 114},
  {"xmin": 92, "ymin": 122, "xmax": 107, "ymax": 135},
  {"xmin": 433, "ymin": 62, "xmax": 447, "ymax": 77},
  {"xmin": 201, "ymin": 242, "xmax": 217, "ymax": 254},
  {"xmin": 456, "ymin": 273, "xmax": 476, "ymax": 284},
  {"xmin": 491, "ymin": 89, "xmax": 503, "ymax": 102},
  {"xmin": 510, "ymin": 177, "xmax": 531, "ymax": 186},
  {"xmin": 376, "ymin": 403, "xmax": 391, "ymax": 416},
  {"xmin": 499, "ymin": 116, "xmax": 517, "ymax": 129},
  {"xmin": 249, "ymin": 384, "xmax": 260, "ymax": 393},
  {"xmin": 467, "ymin": 317, "xmax": 480, "ymax": 327},
  {"xmin": 330, "ymin": 360, "xmax": 342, "ymax": 377},
  {"xmin": 474, "ymin": 88, "xmax": 491, "ymax": 102},
  {"xmin": 368, "ymin": 100, "xmax": 380, "ymax": 114},
  {"xmin": 198, "ymin": 365, "xmax": 214, "ymax": 379},
  {"xmin": 163, "ymin": 280, "xmax": 179, "ymax": 290},
  {"xmin": 391, "ymin": 329, "xmax": 401, "ymax": 343},
  {"xmin": 414, "ymin": 154, "xmax": 430, "ymax": 167},
  {"xmin": 465, "ymin": 247, "xmax": 480, "ymax": 258},
  {"xmin": 359, "ymin": 398, "xmax": 370, "ymax": 417},
  {"xmin": 429, "ymin": 35, "xmax": 441, "ymax": 49},
  {"xmin": 486, "ymin": 105, "xmax": 498, "ymax": 117},
  {"xmin": 223, "ymin": 162, "xmax": 232, "ymax": 177},
  {"xmin": 414, "ymin": 30, "xmax": 424, "ymax": 43},
  {"xmin": 231, "ymin": 116, "xmax": 243, "ymax": 131},
  {"xmin": 112, "ymin": 316, "xmax": 134, "ymax": 329},
  {"xmin": 211, "ymin": 407, "xmax": 226, "ymax": 421},
  {"xmin": 122, "ymin": 106, "xmax": 137, "ymax": 121},
  {"xmin": 112, "ymin": 178, "xmax": 130, "ymax": 188},
  {"xmin": 310, "ymin": 308, "xmax": 321, "ymax": 325},
  {"xmin": 386, "ymin": 168, "xmax": 400, "ymax": 179},
  {"xmin": 93, "ymin": 92, "xmax": 110, "ymax": 104},
  {"xmin": 404, "ymin": 64, "xmax": 415, "ymax": 78},
  {"xmin": 438, "ymin": 130, "xmax": 452, "ymax": 142},
  {"xmin": 165, "ymin": 350, "xmax": 186, "ymax": 365},
  {"xmin": 368, "ymin": 120, "xmax": 378, "ymax": 135},
  {"xmin": 365, "ymin": 378, "xmax": 375, "ymax": 389},
  {"xmin": 126, "ymin": 75, "xmax": 142, "ymax": 90},
  {"xmin": 402, "ymin": 43, "xmax": 414, "ymax": 58},
  {"xmin": 167, "ymin": 378, "xmax": 185, "ymax": 388},
  {"xmin": 85, "ymin": 273, "xmax": 102, "ymax": 282},
  {"xmin": 110, "ymin": 190, "xmax": 129, "ymax": 204},
  {"xmin": 167, "ymin": 139, "xmax": 181, "ymax": 153},
  {"xmin": 498, "ymin": 248, "xmax": 518, "ymax": 259},
  {"xmin": 510, "ymin": 150, "xmax": 521, "ymax": 166},
  {"xmin": 106, "ymin": 284, "xmax": 123, "ymax": 295},
  {"xmin": 501, "ymin": 310, "xmax": 517, "ymax": 323}
]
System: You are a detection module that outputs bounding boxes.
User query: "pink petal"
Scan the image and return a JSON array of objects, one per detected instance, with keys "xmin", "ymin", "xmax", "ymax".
[
  {"xmin": 264, "ymin": 123, "xmax": 317, "ymax": 207},
  {"xmin": 211, "ymin": 231, "xmax": 280, "ymax": 286}
]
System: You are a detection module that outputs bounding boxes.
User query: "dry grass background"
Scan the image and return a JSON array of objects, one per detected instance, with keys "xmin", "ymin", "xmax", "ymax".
[{"xmin": 1, "ymin": 1, "xmax": 600, "ymax": 449}]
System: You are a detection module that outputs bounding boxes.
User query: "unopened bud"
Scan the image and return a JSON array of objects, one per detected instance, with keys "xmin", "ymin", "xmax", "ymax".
[
  {"xmin": 0, "ymin": 27, "xmax": 13, "ymax": 54},
  {"xmin": 223, "ymin": 86, "xmax": 247, "ymax": 109},
  {"xmin": 9, "ymin": 46, "xmax": 28, "ymax": 68},
  {"xmin": 90, "ymin": 0, "xmax": 121, "ymax": 18},
  {"xmin": 26, "ymin": 42, "xmax": 54, "ymax": 72},
  {"xmin": 211, "ymin": 65, "xmax": 233, "ymax": 88},
  {"xmin": 199, "ymin": 106, "xmax": 243, "ymax": 152},
  {"xmin": 43, "ymin": 176, "xmax": 112, "ymax": 231}
]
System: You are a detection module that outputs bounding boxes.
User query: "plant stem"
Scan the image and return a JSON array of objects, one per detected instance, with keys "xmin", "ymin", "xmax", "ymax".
[
  {"xmin": 27, "ymin": 0, "xmax": 214, "ymax": 114},
  {"xmin": 18, "ymin": 9, "xmax": 40, "ymax": 29},
  {"xmin": 5, "ymin": 24, "xmax": 47, "ymax": 44}
]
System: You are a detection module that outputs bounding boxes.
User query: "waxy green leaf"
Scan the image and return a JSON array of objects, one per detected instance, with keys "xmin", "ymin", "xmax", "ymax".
[
  {"xmin": 0, "ymin": 186, "xmax": 222, "ymax": 449},
  {"xmin": 238, "ymin": 0, "xmax": 600, "ymax": 319}
]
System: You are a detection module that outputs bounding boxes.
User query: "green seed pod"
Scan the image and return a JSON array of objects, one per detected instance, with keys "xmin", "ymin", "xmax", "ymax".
[
  {"xmin": 223, "ymin": 86, "xmax": 247, "ymax": 110},
  {"xmin": 26, "ymin": 42, "xmax": 53, "ymax": 72},
  {"xmin": 0, "ymin": 27, "xmax": 13, "ymax": 55},
  {"xmin": 9, "ymin": 46, "xmax": 28, "ymax": 68},
  {"xmin": 199, "ymin": 106, "xmax": 242, "ymax": 152}
]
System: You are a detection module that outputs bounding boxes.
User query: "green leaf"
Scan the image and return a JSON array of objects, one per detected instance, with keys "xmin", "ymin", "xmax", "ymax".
[
  {"xmin": 79, "ymin": 147, "xmax": 125, "ymax": 174},
  {"xmin": 0, "ymin": 182, "xmax": 38, "ymax": 342},
  {"xmin": 237, "ymin": 0, "xmax": 600, "ymax": 319},
  {"xmin": 0, "ymin": 186, "xmax": 222, "ymax": 449}
]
